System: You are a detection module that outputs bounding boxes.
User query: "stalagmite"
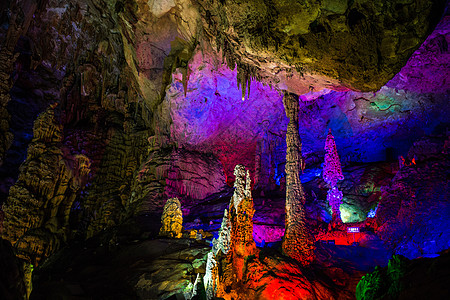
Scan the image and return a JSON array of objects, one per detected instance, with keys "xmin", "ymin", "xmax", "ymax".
[
  {"xmin": 203, "ymin": 252, "xmax": 218, "ymax": 300},
  {"xmin": 323, "ymin": 129, "xmax": 345, "ymax": 226},
  {"xmin": 191, "ymin": 273, "xmax": 207, "ymax": 300},
  {"xmin": 229, "ymin": 165, "xmax": 256, "ymax": 258},
  {"xmin": 212, "ymin": 208, "xmax": 231, "ymax": 255},
  {"xmin": 281, "ymin": 92, "xmax": 315, "ymax": 266},
  {"xmin": 228, "ymin": 164, "xmax": 256, "ymax": 281},
  {"xmin": 159, "ymin": 197, "xmax": 183, "ymax": 238}
]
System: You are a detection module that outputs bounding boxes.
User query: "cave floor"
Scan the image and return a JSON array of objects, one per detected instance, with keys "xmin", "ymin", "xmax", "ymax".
[{"xmin": 30, "ymin": 233, "xmax": 392, "ymax": 300}]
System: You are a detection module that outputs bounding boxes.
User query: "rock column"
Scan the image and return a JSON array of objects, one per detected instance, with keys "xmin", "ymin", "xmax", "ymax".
[{"xmin": 282, "ymin": 92, "xmax": 314, "ymax": 266}]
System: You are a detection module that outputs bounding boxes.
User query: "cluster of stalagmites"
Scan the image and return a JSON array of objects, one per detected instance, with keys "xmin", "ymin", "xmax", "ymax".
[
  {"xmin": 157, "ymin": 165, "xmax": 255, "ymax": 299},
  {"xmin": 154, "ymin": 93, "xmax": 321, "ymax": 299},
  {"xmin": 195, "ymin": 163, "xmax": 338, "ymax": 299},
  {"xmin": 200, "ymin": 164, "xmax": 255, "ymax": 299}
]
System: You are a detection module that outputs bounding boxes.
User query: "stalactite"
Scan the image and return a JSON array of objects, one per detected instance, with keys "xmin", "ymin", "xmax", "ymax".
[{"xmin": 281, "ymin": 92, "xmax": 315, "ymax": 266}]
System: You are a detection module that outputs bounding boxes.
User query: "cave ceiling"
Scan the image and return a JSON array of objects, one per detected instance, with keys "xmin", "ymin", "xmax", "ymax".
[{"xmin": 0, "ymin": 0, "xmax": 448, "ymax": 189}]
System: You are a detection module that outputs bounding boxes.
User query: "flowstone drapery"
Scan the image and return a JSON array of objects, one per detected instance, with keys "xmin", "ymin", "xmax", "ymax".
[{"xmin": 281, "ymin": 92, "xmax": 315, "ymax": 266}]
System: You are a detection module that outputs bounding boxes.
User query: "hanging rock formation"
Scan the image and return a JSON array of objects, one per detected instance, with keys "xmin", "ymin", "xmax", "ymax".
[
  {"xmin": 196, "ymin": 0, "xmax": 447, "ymax": 93},
  {"xmin": 282, "ymin": 92, "xmax": 315, "ymax": 266},
  {"xmin": 159, "ymin": 197, "xmax": 183, "ymax": 238}
]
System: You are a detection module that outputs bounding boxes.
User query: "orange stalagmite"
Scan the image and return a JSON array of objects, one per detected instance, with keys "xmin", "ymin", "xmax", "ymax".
[{"xmin": 229, "ymin": 165, "xmax": 256, "ymax": 279}]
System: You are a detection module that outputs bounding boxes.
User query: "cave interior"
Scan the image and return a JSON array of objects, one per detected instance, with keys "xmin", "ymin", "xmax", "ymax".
[{"xmin": 0, "ymin": 0, "xmax": 449, "ymax": 299}]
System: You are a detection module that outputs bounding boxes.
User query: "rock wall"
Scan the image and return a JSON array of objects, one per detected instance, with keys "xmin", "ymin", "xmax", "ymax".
[
  {"xmin": 376, "ymin": 135, "xmax": 450, "ymax": 258},
  {"xmin": 128, "ymin": 145, "xmax": 227, "ymax": 217},
  {"xmin": 0, "ymin": 0, "xmax": 153, "ymax": 256},
  {"xmin": 356, "ymin": 252, "xmax": 450, "ymax": 300},
  {"xmin": 1, "ymin": 105, "xmax": 90, "ymax": 265},
  {"xmin": 0, "ymin": 1, "xmax": 38, "ymax": 167}
]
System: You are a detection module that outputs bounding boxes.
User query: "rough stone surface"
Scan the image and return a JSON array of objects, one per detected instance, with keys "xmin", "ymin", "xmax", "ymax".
[
  {"xmin": 282, "ymin": 92, "xmax": 315, "ymax": 266},
  {"xmin": 203, "ymin": 251, "xmax": 218, "ymax": 300},
  {"xmin": 159, "ymin": 197, "xmax": 183, "ymax": 238},
  {"xmin": 128, "ymin": 146, "xmax": 227, "ymax": 216},
  {"xmin": 1, "ymin": 105, "xmax": 90, "ymax": 265},
  {"xmin": 0, "ymin": 0, "xmax": 38, "ymax": 167},
  {"xmin": 196, "ymin": 0, "xmax": 447, "ymax": 93},
  {"xmin": 356, "ymin": 252, "xmax": 450, "ymax": 300},
  {"xmin": 30, "ymin": 238, "xmax": 210, "ymax": 300},
  {"xmin": 376, "ymin": 135, "xmax": 450, "ymax": 259}
]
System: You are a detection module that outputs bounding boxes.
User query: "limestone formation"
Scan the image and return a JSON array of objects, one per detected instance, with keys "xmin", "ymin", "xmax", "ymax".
[
  {"xmin": 196, "ymin": 0, "xmax": 447, "ymax": 93},
  {"xmin": 159, "ymin": 197, "xmax": 183, "ymax": 238},
  {"xmin": 1, "ymin": 104, "xmax": 90, "ymax": 265},
  {"xmin": 203, "ymin": 251, "xmax": 218, "ymax": 300},
  {"xmin": 128, "ymin": 147, "xmax": 226, "ymax": 216},
  {"xmin": 191, "ymin": 273, "xmax": 207, "ymax": 300},
  {"xmin": 229, "ymin": 165, "xmax": 256, "ymax": 259},
  {"xmin": 323, "ymin": 129, "xmax": 345, "ymax": 225},
  {"xmin": 282, "ymin": 92, "xmax": 315, "ymax": 266},
  {"xmin": 212, "ymin": 209, "xmax": 231, "ymax": 256}
]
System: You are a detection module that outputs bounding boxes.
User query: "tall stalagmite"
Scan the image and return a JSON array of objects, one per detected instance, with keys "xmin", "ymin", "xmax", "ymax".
[
  {"xmin": 282, "ymin": 92, "xmax": 315, "ymax": 266},
  {"xmin": 323, "ymin": 129, "xmax": 345, "ymax": 226},
  {"xmin": 227, "ymin": 165, "xmax": 256, "ymax": 282},
  {"xmin": 230, "ymin": 166, "xmax": 256, "ymax": 258}
]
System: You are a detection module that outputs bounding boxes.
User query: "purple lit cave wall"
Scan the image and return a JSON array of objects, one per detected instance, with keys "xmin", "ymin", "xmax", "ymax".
[{"xmin": 0, "ymin": 1, "xmax": 449, "ymax": 300}]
